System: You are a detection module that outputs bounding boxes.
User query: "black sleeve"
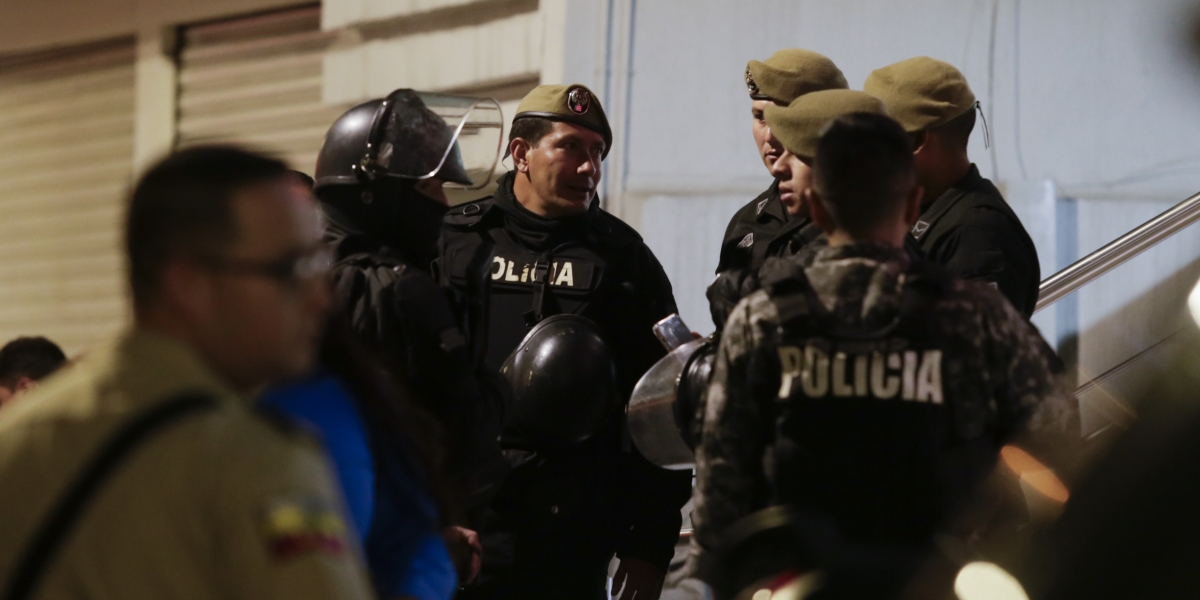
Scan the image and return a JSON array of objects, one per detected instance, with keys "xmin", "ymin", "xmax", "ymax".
[
  {"xmin": 612, "ymin": 243, "xmax": 694, "ymax": 570},
  {"xmin": 932, "ymin": 208, "xmax": 1040, "ymax": 318}
]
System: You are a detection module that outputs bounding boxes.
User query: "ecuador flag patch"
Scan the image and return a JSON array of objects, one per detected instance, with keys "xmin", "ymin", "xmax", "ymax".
[{"xmin": 260, "ymin": 494, "xmax": 349, "ymax": 560}]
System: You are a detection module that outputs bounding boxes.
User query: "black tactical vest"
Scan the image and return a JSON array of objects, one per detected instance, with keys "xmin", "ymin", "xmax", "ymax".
[
  {"xmin": 438, "ymin": 198, "xmax": 643, "ymax": 372},
  {"xmin": 760, "ymin": 261, "xmax": 1000, "ymax": 548}
]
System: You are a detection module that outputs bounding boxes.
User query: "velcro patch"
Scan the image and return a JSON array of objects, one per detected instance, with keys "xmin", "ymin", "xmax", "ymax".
[
  {"xmin": 489, "ymin": 254, "xmax": 596, "ymax": 289},
  {"xmin": 261, "ymin": 495, "xmax": 348, "ymax": 560}
]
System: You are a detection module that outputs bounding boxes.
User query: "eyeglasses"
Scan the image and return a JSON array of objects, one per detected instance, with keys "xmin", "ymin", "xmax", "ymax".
[{"xmin": 198, "ymin": 246, "xmax": 333, "ymax": 290}]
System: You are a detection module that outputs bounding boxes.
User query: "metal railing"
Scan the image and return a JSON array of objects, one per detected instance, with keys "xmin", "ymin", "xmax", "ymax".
[{"xmin": 1035, "ymin": 190, "xmax": 1200, "ymax": 314}]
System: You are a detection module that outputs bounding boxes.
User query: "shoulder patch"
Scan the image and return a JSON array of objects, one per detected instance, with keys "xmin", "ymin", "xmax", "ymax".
[
  {"xmin": 260, "ymin": 493, "xmax": 349, "ymax": 560},
  {"xmin": 738, "ymin": 232, "xmax": 754, "ymax": 249}
]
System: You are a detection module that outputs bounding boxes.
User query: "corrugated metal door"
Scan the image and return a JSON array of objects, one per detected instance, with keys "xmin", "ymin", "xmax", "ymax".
[
  {"xmin": 176, "ymin": 5, "xmax": 348, "ymax": 175},
  {"xmin": 0, "ymin": 39, "xmax": 136, "ymax": 354}
]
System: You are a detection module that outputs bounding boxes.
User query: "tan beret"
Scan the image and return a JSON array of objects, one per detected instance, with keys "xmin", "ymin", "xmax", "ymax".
[
  {"xmin": 862, "ymin": 56, "xmax": 976, "ymax": 133},
  {"xmin": 513, "ymin": 84, "xmax": 612, "ymax": 158},
  {"xmin": 764, "ymin": 89, "xmax": 887, "ymax": 160},
  {"xmin": 745, "ymin": 49, "xmax": 848, "ymax": 104}
]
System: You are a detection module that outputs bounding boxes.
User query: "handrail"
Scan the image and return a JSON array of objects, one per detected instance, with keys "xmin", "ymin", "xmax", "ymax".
[{"xmin": 1035, "ymin": 190, "xmax": 1200, "ymax": 314}]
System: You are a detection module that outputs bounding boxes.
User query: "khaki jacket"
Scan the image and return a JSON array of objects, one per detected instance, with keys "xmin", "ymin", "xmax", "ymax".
[{"xmin": 0, "ymin": 328, "xmax": 374, "ymax": 600}]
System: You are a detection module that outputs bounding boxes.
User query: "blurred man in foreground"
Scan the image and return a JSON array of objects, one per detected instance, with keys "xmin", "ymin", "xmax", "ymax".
[
  {"xmin": 0, "ymin": 146, "xmax": 372, "ymax": 600},
  {"xmin": 0, "ymin": 336, "xmax": 67, "ymax": 406}
]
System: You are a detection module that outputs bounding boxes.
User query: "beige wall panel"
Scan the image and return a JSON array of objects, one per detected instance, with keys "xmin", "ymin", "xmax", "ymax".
[
  {"xmin": 323, "ymin": 6, "xmax": 540, "ymax": 104},
  {"xmin": 176, "ymin": 6, "xmax": 351, "ymax": 175},
  {"xmin": 0, "ymin": 0, "xmax": 317, "ymax": 55},
  {"xmin": 0, "ymin": 40, "xmax": 136, "ymax": 354}
]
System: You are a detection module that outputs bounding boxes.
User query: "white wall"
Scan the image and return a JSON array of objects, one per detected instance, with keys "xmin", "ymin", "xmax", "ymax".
[{"xmin": 560, "ymin": 0, "xmax": 1200, "ymax": 376}]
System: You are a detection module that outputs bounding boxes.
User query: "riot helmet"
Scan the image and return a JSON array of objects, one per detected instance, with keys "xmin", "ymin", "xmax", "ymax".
[
  {"xmin": 500, "ymin": 314, "xmax": 619, "ymax": 449},
  {"xmin": 314, "ymin": 89, "xmax": 503, "ymax": 193}
]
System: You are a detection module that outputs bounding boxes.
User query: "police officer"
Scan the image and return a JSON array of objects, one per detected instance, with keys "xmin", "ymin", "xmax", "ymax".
[
  {"xmin": 436, "ymin": 84, "xmax": 692, "ymax": 600},
  {"xmin": 313, "ymin": 89, "xmax": 509, "ymax": 505},
  {"xmin": 0, "ymin": 147, "xmax": 372, "ymax": 599},
  {"xmin": 708, "ymin": 49, "xmax": 849, "ymax": 330},
  {"xmin": 864, "ymin": 56, "xmax": 1041, "ymax": 317},
  {"xmin": 687, "ymin": 111, "xmax": 1077, "ymax": 598}
]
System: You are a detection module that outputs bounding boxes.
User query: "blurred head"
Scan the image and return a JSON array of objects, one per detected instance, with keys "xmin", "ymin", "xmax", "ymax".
[
  {"xmin": 805, "ymin": 113, "xmax": 924, "ymax": 246},
  {"xmin": 863, "ymin": 56, "xmax": 977, "ymax": 189},
  {"xmin": 126, "ymin": 146, "xmax": 333, "ymax": 392},
  {"xmin": 744, "ymin": 48, "xmax": 848, "ymax": 178},
  {"xmin": 0, "ymin": 336, "xmax": 67, "ymax": 406},
  {"xmin": 766, "ymin": 89, "xmax": 887, "ymax": 217},
  {"xmin": 509, "ymin": 117, "xmax": 605, "ymax": 218}
]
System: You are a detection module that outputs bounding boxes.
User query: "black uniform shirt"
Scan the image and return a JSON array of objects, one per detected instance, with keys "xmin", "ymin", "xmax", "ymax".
[
  {"xmin": 913, "ymin": 164, "xmax": 1041, "ymax": 318},
  {"xmin": 715, "ymin": 180, "xmax": 822, "ymax": 276}
]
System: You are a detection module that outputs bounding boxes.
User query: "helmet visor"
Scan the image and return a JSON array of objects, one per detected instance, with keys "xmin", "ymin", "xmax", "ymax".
[{"xmin": 370, "ymin": 89, "xmax": 503, "ymax": 190}]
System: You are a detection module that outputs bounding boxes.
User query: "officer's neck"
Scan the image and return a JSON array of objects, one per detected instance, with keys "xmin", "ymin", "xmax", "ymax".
[
  {"xmin": 512, "ymin": 172, "xmax": 580, "ymax": 219},
  {"xmin": 826, "ymin": 226, "xmax": 907, "ymax": 250}
]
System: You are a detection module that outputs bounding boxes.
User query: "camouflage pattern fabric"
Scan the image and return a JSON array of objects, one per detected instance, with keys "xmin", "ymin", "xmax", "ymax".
[{"xmin": 686, "ymin": 241, "xmax": 1077, "ymax": 577}]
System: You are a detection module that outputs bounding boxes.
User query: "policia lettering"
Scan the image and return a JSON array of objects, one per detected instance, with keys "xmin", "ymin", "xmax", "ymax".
[
  {"xmin": 490, "ymin": 256, "xmax": 589, "ymax": 288},
  {"xmin": 778, "ymin": 344, "xmax": 943, "ymax": 403}
]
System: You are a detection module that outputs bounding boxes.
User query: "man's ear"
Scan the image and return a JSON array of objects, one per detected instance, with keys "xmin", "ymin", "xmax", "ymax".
[
  {"xmin": 910, "ymin": 130, "xmax": 931, "ymax": 156},
  {"xmin": 807, "ymin": 189, "xmax": 836, "ymax": 234},
  {"xmin": 903, "ymin": 184, "xmax": 925, "ymax": 228},
  {"xmin": 13, "ymin": 376, "xmax": 36, "ymax": 394},
  {"xmin": 509, "ymin": 138, "xmax": 532, "ymax": 174}
]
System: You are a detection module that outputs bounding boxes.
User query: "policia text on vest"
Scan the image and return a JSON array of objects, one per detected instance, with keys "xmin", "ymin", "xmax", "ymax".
[{"xmin": 778, "ymin": 343, "xmax": 943, "ymax": 404}]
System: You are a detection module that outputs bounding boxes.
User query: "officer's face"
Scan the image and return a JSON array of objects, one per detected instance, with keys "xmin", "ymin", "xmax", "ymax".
[
  {"xmin": 517, "ymin": 122, "xmax": 604, "ymax": 217},
  {"xmin": 751, "ymin": 99, "xmax": 785, "ymax": 174},
  {"xmin": 769, "ymin": 149, "xmax": 815, "ymax": 216},
  {"xmin": 196, "ymin": 179, "xmax": 333, "ymax": 390}
]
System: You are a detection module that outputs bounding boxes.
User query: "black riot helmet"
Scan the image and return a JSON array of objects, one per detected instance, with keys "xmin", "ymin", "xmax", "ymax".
[
  {"xmin": 313, "ymin": 89, "xmax": 504, "ymax": 193},
  {"xmin": 500, "ymin": 315, "xmax": 620, "ymax": 449}
]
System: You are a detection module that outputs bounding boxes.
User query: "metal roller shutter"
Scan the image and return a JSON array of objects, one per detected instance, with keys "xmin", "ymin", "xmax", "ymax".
[
  {"xmin": 0, "ymin": 39, "xmax": 136, "ymax": 354},
  {"xmin": 176, "ymin": 5, "xmax": 348, "ymax": 175}
]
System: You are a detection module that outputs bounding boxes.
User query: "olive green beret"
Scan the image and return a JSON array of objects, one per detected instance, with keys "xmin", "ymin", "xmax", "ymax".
[
  {"xmin": 764, "ymin": 89, "xmax": 887, "ymax": 160},
  {"xmin": 513, "ymin": 84, "xmax": 612, "ymax": 159},
  {"xmin": 745, "ymin": 49, "xmax": 848, "ymax": 104},
  {"xmin": 862, "ymin": 56, "xmax": 976, "ymax": 133}
]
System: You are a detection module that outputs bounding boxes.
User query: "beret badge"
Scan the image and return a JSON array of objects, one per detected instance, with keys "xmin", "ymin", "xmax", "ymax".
[
  {"xmin": 567, "ymin": 87, "xmax": 591, "ymax": 115},
  {"xmin": 745, "ymin": 68, "xmax": 760, "ymax": 95}
]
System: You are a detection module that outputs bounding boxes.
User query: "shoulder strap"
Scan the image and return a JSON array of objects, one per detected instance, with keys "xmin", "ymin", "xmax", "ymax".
[{"xmin": 3, "ymin": 392, "xmax": 219, "ymax": 600}]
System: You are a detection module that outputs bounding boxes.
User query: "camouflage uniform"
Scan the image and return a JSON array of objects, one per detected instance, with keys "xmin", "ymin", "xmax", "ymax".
[{"xmin": 687, "ymin": 242, "xmax": 1077, "ymax": 578}]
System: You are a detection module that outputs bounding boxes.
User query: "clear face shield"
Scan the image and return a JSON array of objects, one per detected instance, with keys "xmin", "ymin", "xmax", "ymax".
[{"xmin": 358, "ymin": 89, "xmax": 503, "ymax": 190}]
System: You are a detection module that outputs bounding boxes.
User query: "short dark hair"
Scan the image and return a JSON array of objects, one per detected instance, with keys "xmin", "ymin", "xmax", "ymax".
[
  {"xmin": 508, "ymin": 116, "xmax": 556, "ymax": 150},
  {"xmin": 0, "ymin": 337, "xmax": 66, "ymax": 387},
  {"xmin": 125, "ymin": 146, "xmax": 290, "ymax": 308},
  {"xmin": 813, "ymin": 112, "xmax": 916, "ymax": 237},
  {"xmin": 928, "ymin": 106, "xmax": 976, "ymax": 150}
]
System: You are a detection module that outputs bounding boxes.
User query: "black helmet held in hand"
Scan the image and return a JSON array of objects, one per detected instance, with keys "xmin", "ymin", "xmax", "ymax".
[{"xmin": 499, "ymin": 314, "xmax": 620, "ymax": 449}]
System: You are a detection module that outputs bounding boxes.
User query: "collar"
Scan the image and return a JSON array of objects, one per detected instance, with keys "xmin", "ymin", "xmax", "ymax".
[
  {"xmin": 755, "ymin": 180, "xmax": 788, "ymax": 224},
  {"xmin": 922, "ymin": 163, "xmax": 985, "ymax": 214},
  {"xmin": 812, "ymin": 241, "xmax": 911, "ymax": 267},
  {"xmin": 107, "ymin": 327, "xmax": 245, "ymax": 409}
]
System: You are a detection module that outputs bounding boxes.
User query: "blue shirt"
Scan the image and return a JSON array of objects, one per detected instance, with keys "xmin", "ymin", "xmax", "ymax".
[{"xmin": 261, "ymin": 373, "xmax": 457, "ymax": 600}]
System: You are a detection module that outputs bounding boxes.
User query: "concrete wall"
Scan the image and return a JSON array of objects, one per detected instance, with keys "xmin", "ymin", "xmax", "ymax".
[{"xmin": 559, "ymin": 0, "xmax": 1200, "ymax": 386}]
